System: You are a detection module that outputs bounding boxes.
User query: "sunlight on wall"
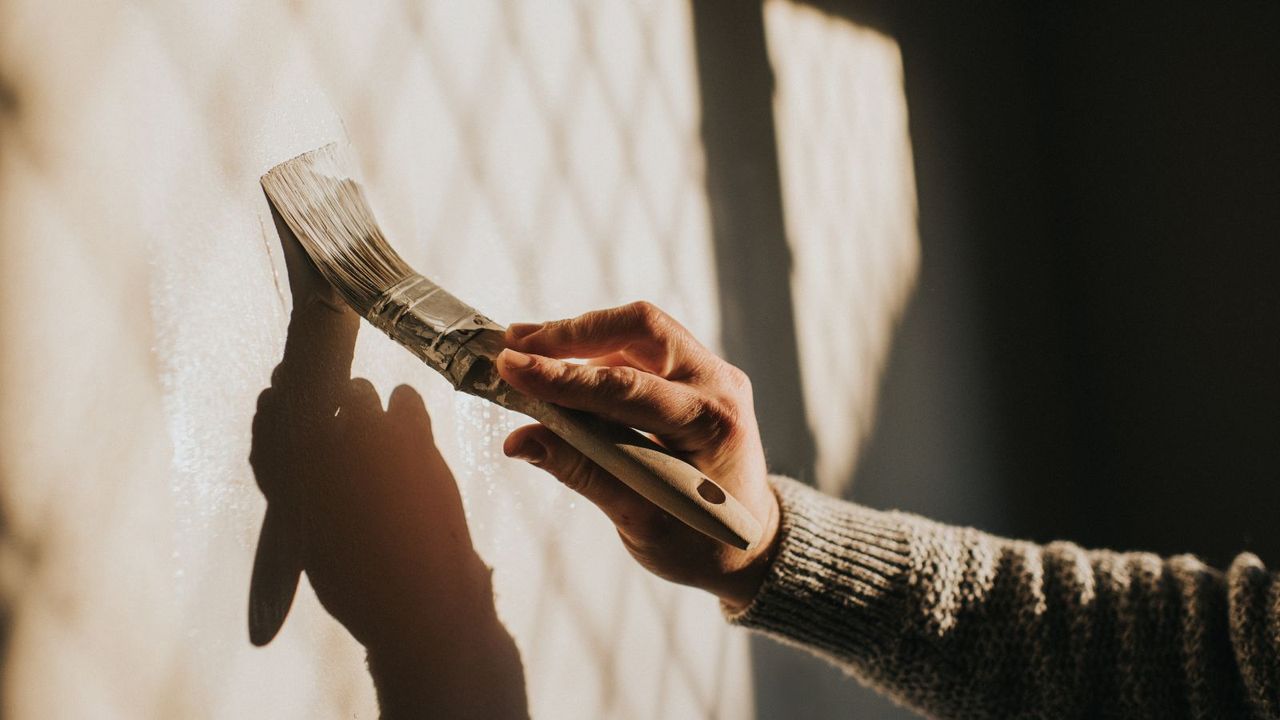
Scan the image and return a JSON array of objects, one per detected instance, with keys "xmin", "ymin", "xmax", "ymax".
[
  {"xmin": 0, "ymin": 1, "xmax": 749, "ymax": 718},
  {"xmin": 764, "ymin": 0, "xmax": 920, "ymax": 496}
]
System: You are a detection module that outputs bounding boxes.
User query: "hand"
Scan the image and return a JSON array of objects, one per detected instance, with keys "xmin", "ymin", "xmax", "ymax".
[{"xmin": 496, "ymin": 301, "xmax": 780, "ymax": 610}]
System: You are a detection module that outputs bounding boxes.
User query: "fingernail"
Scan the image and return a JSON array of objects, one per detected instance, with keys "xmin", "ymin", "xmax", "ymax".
[
  {"xmin": 518, "ymin": 440, "xmax": 547, "ymax": 465},
  {"xmin": 500, "ymin": 348, "xmax": 534, "ymax": 370},
  {"xmin": 508, "ymin": 323, "xmax": 542, "ymax": 340}
]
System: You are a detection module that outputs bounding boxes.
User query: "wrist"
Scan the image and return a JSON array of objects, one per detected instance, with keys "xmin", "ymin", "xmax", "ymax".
[{"xmin": 716, "ymin": 486, "xmax": 781, "ymax": 611}]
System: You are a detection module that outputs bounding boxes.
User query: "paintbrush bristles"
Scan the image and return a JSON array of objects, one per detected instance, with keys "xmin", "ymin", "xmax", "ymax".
[{"xmin": 261, "ymin": 143, "xmax": 413, "ymax": 315}]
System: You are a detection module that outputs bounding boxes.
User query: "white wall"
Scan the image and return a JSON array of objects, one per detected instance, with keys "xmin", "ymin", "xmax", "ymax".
[
  {"xmin": 0, "ymin": 1, "xmax": 753, "ymax": 717},
  {"xmin": 0, "ymin": 0, "xmax": 924, "ymax": 717}
]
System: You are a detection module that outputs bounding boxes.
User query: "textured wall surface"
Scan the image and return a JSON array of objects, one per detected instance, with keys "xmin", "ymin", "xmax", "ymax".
[
  {"xmin": 764, "ymin": 0, "xmax": 917, "ymax": 496},
  {"xmin": 0, "ymin": 0, "xmax": 925, "ymax": 717},
  {"xmin": 0, "ymin": 1, "xmax": 753, "ymax": 717}
]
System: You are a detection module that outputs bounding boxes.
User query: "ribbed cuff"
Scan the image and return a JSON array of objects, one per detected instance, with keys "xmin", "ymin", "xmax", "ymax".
[{"xmin": 725, "ymin": 476, "xmax": 913, "ymax": 663}]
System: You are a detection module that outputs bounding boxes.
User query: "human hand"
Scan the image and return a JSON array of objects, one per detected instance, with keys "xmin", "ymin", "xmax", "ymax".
[{"xmin": 496, "ymin": 301, "xmax": 780, "ymax": 610}]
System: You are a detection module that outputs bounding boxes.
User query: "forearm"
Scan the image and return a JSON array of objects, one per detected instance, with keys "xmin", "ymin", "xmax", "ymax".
[{"xmin": 728, "ymin": 476, "xmax": 1273, "ymax": 719}]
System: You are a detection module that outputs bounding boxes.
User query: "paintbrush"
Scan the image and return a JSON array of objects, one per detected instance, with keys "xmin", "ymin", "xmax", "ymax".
[{"xmin": 260, "ymin": 143, "xmax": 762, "ymax": 550}]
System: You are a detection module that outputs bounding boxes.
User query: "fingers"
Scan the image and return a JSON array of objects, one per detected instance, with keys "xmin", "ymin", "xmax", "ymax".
[
  {"xmin": 506, "ymin": 301, "xmax": 710, "ymax": 378},
  {"xmin": 497, "ymin": 349, "xmax": 707, "ymax": 437},
  {"xmin": 504, "ymin": 424, "xmax": 659, "ymax": 533},
  {"xmin": 502, "ymin": 302, "xmax": 756, "ymax": 452}
]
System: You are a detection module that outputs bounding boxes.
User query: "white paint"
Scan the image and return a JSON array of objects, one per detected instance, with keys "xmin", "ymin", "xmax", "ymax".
[{"xmin": 0, "ymin": 1, "xmax": 749, "ymax": 717}]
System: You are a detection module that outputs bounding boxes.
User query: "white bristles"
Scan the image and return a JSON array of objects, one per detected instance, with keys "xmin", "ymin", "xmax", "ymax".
[{"xmin": 261, "ymin": 143, "xmax": 413, "ymax": 314}]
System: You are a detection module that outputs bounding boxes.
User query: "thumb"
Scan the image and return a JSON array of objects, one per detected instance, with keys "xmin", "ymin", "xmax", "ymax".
[{"xmin": 504, "ymin": 424, "xmax": 661, "ymax": 535}]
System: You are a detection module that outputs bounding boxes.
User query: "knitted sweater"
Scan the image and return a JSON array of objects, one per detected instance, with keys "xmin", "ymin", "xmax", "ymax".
[{"xmin": 727, "ymin": 476, "xmax": 1280, "ymax": 719}]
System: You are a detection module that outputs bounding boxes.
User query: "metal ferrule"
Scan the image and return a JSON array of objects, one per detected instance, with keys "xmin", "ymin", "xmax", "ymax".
[{"xmin": 366, "ymin": 275, "xmax": 505, "ymax": 389}]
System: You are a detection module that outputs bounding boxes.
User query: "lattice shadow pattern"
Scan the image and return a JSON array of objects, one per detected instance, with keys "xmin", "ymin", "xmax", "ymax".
[{"xmin": 0, "ymin": 0, "xmax": 745, "ymax": 718}]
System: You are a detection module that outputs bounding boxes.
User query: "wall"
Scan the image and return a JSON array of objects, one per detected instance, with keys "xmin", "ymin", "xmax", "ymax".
[
  {"xmin": 689, "ymin": 3, "xmax": 923, "ymax": 718},
  {"xmin": 1016, "ymin": 1, "xmax": 1280, "ymax": 565},
  {"xmin": 0, "ymin": 1, "xmax": 756, "ymax": 717},
  {"xmin": 765, "ymin": 1, "xmax": 1280, "ymax": 717},
  {"xmin": 5, "ymin": 0, "xmax": 1185, "ymax": 718}
]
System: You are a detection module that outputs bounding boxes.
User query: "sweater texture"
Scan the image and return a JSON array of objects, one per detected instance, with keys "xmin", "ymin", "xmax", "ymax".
[{"xmin": 727, "ymin": 476, "xmax": 1280, "ymax": 719}]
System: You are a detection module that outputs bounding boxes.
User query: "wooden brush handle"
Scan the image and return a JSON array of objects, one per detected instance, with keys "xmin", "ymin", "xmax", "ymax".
[{"xmin": 521, "ymin": 401, "xmax": 763, "ymax": 550}]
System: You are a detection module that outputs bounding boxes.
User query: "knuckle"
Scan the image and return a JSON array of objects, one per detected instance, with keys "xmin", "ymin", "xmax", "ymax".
[
  {"xmin": 627, "ymin": 300, "xmax": 668, "ymax": 334},
  {"xmin": 542, "ymin": 358, "xmax": 576, "ymax": 387},
  {"xmin": 559, "ymin": 451, "xmax": 597, "ymax": 495},
  {"xmin": 689, "ymin": 394, "xmax": 744, "ymax": 443},
  {"xmin": 541, "ymin": 317, "xmax": 571, "ymax": 341},
  {"xmin": 722, "ymin": 363, "xmax": 752, "ymax": 395},
  {"xmin": 556, "ymin": 311, "xmax": 605, "ymax": 346},
  {"xmin": 627, "ymin": 299, "xmax": 659, "ymax": 318},
  {"xmin": 596, "ymin": 365, "xmax": 642, "ymax": 399}
]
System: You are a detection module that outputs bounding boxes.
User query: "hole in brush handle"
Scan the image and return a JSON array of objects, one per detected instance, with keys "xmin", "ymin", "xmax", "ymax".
[{"xmin": 696, "ymin": 479, "xmax": 726, "ymax": 504}]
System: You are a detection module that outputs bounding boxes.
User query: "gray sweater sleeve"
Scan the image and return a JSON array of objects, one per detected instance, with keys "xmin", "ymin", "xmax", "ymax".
[{"xmin": 726, "ymin": 476, "xmax": 1280, "ymax": 719}]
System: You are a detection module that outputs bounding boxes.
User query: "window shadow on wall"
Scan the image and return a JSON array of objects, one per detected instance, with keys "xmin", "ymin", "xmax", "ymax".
[
  {"xmin": 689, "ymin": 1, "xmax": 816, "ymax": 485},
  {"xmin": 797, "ymin": 0, "xmax": 1280, "ymax": 563},
  {"xmin": 690, "ymin": 2, "xmax": 927, "ymax": 718},
  {"xmin": 688, "ymin": 3, "xmax": 857, "ymax": 719},
  {"xmin": 247, "ymin": 208, "xmax": 528, "ymax": 717},
  {"xmin": 697, "ymin": 1, "xmax": 1280, "ymax": 718}
]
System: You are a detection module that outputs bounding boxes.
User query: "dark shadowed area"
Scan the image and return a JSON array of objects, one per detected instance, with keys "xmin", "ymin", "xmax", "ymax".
[{"xmin": 696, "ymin": 1, "xmax": 1280, "ymax": 717}]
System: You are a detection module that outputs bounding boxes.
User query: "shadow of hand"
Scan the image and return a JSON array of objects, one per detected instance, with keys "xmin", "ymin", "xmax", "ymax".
[{"xmin": 247, "ymin": 209, "xmax": 527, "ymax": 718}]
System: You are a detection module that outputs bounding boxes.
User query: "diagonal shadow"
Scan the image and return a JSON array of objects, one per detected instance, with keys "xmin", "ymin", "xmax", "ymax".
[
  {"xmin": 247, "ymin": 205, "xmax": 528, "ymax": 718},
  {"xmin": 689, "ymin": 1, "xmax": 817, "ymax": 486},
  {"xmin": 688, "ymin": 3, "xmax": 864, "ymax": 719}
]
